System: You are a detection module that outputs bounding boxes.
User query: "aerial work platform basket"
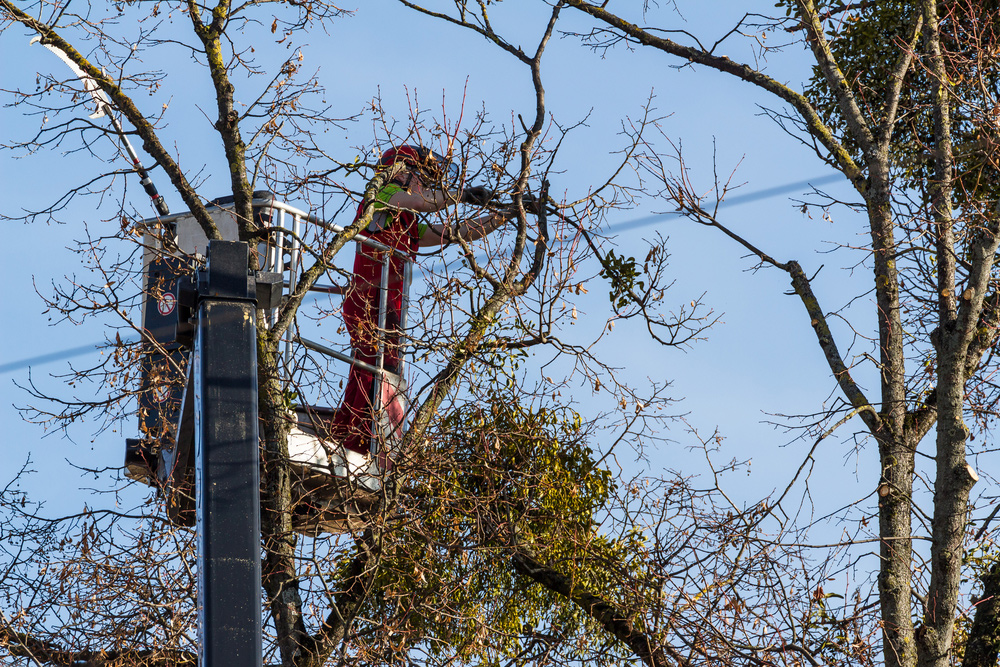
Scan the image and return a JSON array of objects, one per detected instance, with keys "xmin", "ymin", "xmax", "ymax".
[{"xmin": 124, "ymin": 192, "xmax": 412, "ymax": 535}]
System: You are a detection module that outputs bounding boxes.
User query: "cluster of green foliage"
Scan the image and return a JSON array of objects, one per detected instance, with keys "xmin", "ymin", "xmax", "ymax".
[
  {"xmin": 353, "ymin": 393, "xmax": 649, "ymax": 665},
  {"xmin": 600, "ymin": 250, "xmax": 645, "ymax": 311},
  {"xmin": 781, "ymin": 0, "xmax": 1000, "ymax": 205}
]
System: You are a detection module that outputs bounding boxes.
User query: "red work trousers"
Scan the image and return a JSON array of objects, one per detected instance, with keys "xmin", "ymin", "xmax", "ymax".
[{"xmin": 331, "ymin": 284, "xmax": 404, "ymax": 455}]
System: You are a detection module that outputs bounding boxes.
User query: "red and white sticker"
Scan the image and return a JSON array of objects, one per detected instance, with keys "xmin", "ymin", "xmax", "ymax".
[
  {"xmin": 153, "ymin": 384, "xmax": 171, "ymax": 404},
  {"xmin": 157, "ymin": 292, "xmax": 176, "ymax": 317}
]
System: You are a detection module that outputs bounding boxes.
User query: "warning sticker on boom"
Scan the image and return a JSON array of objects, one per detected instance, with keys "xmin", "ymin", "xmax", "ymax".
[{"xmin": 158, "ymin": 292, "xmax": 177, "ymax": 317}]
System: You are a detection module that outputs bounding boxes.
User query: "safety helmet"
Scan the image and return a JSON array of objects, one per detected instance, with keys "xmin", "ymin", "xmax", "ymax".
[{"xmin": 378, "ymin": 144, "xmax": 460, "ymax": 186}]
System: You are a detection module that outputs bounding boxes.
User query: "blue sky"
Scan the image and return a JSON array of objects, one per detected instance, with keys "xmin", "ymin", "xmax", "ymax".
[{"xmin": 0, "ymin": 2, "xmax": 876, "ymax": 519}]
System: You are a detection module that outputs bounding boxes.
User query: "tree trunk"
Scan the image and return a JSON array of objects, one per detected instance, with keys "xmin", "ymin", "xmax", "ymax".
[{"xmin": 257, "ymin": 330, "xmax": 311, "ymax": 666}]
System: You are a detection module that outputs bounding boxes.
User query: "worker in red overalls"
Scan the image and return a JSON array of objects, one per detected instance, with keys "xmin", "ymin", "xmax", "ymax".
[{"xmin": 333, "ymin": 144, "xmax": 509, "ymax": 457}]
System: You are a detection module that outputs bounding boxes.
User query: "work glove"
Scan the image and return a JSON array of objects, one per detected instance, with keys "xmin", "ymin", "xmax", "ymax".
[
  {"xmin": 460, "ymin": 185, "xmax": 493, "ymax": 206},
  {"xmin": 514, "ymin": 193, "xmax": 545, "ymax": 215}
]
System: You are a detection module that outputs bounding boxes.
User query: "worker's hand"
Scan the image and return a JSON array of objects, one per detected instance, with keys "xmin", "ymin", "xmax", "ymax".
[{"xmin": 460, "ymin": 185, "xmax": 493, "ymax": 206}]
